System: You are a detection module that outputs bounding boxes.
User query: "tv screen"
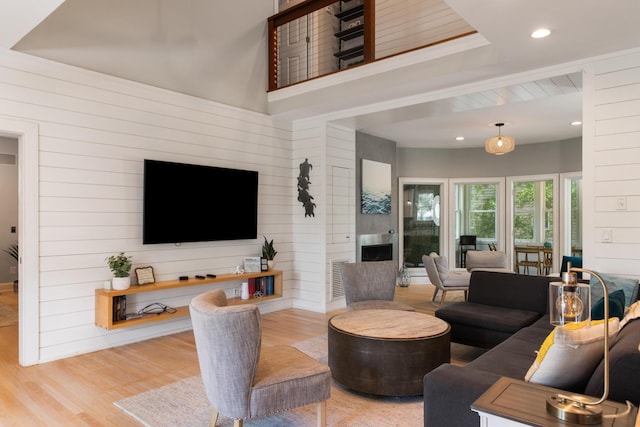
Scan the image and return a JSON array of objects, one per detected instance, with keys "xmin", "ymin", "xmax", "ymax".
[{"xmin": 143, "ymin": 159, "xmax": 258, "ymax": 244}]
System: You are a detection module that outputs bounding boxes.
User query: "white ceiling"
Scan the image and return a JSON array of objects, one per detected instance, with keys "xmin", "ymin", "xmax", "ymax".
[{"xmin": 6, "ymin": 0, "xmax": 640, "ymax": 150}]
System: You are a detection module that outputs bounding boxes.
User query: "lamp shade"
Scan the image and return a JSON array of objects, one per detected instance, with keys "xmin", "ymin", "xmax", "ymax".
[{"xmin": 485, "ymin": 135, "xmax": 515, "ymax": 155}]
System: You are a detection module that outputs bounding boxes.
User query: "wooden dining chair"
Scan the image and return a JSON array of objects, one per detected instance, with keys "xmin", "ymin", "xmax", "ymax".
[
  {"xmin": 542, "ymin": 247, "xmax": 553, "ymax": 275},
  {"xmin": 514, "ymin": 245, "xmax": 542, "ymax": 275}
]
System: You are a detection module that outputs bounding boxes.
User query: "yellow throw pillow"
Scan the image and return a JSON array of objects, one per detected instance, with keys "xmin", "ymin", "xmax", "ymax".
[{"xmin": 525, "ymin": 318, "xmax": 620, "ymax": 388}]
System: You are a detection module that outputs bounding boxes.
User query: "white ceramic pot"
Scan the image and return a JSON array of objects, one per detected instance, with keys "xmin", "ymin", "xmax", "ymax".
[
  {"xmin": 112, "ymin": 276, "xmax": 131, "ymax": 290},
  {"xmin": 267, "ymin": 260, "xmax": 276, "ymax": 271}
]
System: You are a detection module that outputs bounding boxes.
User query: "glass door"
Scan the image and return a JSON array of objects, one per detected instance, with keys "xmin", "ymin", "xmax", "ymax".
[
  {"xmin": 507, "ymin": 174, "xmax": 558, "ymax": 274},
  {"xmin": 399, "ymin": 178, "xmax": 445, "ymax": 277},
  {"xmin": 451, "ymin": 179, "xmax": 505, "ymax": 268}
]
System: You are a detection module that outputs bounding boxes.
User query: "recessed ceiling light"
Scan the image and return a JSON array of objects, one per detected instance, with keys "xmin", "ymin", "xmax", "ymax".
[
  {"xmin": 455, "ymin": 136, "xmax": 464, "ymax": 141},
  {"xmin": 571, "ymin": 121, "xmax": 582, "ymax": 126},
  {"xmin": 531, "ymin": 28, "xmax": 551, "ymax": 39}
]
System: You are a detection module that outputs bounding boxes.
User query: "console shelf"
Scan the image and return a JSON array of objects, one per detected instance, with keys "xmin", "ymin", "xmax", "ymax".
[{"xmin": 95, "ymin": 270, "xmax": 282, "ymax": 330}]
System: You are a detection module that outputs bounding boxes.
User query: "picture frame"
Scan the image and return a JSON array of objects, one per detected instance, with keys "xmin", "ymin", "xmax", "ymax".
[
  {"xmin": 244, "ymin": 257, "xmax": 261, "ymax": 273},
  {"xmin": 260, "ymin": 257, "xmax": 268, "ymax": 272},
  {"xmin": 135, "ymin": 266, "xmax": 155, "ymax": 285}
]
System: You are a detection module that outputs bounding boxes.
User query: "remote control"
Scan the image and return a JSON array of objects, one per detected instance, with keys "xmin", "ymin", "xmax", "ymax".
[
  {"xmin": 206, "ymin": 274, "xmax": 217, "ymax": 278},
  {"xmin": 195, "ymin": 275, "xmax": 206, "ymax": 279}
]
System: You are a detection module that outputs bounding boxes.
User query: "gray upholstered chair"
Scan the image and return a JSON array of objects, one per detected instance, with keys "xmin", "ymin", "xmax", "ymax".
[
  {"xmin": 341, "ymin": 260, "xmax": 415, "ymax": 311},
  {"xmin": 422, "ymin": 253, "xmax": 470, "ymax": 306},
  {"xmin": 190, "ymin": 289, "xmax": 331, "ymax": 427}
]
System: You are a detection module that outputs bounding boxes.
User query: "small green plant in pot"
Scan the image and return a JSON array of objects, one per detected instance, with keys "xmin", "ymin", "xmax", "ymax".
[
  {"xmin": 261, "ymin": 236, "xmax": 277, "ymax": 270},
  {"xmin": 106, "ymin": 252, "xmax": 132, "ymax": 290}
]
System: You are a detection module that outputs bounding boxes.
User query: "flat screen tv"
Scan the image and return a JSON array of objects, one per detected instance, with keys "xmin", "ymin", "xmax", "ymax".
[{"xmin": 143, "ymin": 159, "xmax": 258, "ymax": 244}]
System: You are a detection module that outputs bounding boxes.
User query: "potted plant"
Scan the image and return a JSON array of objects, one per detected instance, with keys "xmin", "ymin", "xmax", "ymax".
[
  {"xmin": 4, "ymin": 243, "xmax": 18, "ymax": 292},
  {"xmin": 261, "ymin": 236, "xmax": 277, "ymax": 270},
  {"xmin": 106, "ymin": 252, "xmax": 132, "ymax": 290}
]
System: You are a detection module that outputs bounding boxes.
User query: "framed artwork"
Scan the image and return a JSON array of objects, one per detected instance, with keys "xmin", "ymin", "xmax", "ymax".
[
  {"xmin": 135, "ymin": 266, "xmax": 155, "ymax": 285},
  {"xmin": 361, "ymin": 159, "xmax": 391, "ymax": 214},
  {"xmin": 244, "ymin": 257, "xmax": 262, "ymax": 273}
]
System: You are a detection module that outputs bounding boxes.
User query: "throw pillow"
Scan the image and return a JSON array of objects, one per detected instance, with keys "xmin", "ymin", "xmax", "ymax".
[
  {"xmin": 590, "ymin": 273, "xmax": 639, "ymax": 308},
  {"xmin": 429, "ymin": 252, "xmax": 449, "ymax": 281},
  {"xmin": 620, "ymin": 301, "xmax": 640, "ymax": 329},
  {"xmin": 524, "ymin": 318, "xmax": 620, "ymax": 389},
  {"xmin": 591, "ymin": 289, "xmax": 626, "ymax": 321}
]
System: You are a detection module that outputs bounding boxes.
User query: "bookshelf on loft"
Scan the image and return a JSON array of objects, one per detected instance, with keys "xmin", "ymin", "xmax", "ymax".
[{"xmin": 95, "ymin": 270, "xmax": 283, "ymax": 330}]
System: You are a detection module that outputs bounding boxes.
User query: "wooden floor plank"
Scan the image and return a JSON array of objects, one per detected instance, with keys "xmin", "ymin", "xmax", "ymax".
[{"xmin": 0, "ymin": 284, "xmax": 481, "ymax": 425}]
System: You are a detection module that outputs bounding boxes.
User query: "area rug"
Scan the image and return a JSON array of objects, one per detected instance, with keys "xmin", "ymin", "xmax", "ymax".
[
  {"xmin": 0, "ymin": 301, "xmax": 18, "ymax": 327},
  {"xmin": 114, "ymin": 334, "xmax": 423, "ymax": 426}
]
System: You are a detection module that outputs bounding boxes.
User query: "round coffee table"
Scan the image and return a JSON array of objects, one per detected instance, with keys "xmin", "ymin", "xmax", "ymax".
[{"xmin": 328, "ymin": 309, "xmax": 450, "ymax": 396}]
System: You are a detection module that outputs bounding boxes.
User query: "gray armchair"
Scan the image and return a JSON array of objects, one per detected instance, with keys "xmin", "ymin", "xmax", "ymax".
[
  {"xmin": 341, "ymin": 260, "xmax": 415, "ymax": 311},
  {"xmin": 423, "ymin": 253, "xmax": 470, "ymax": 306},
  {"xmin": 190, "ymin": 289, "xmax": 331, "ymax": 427}
]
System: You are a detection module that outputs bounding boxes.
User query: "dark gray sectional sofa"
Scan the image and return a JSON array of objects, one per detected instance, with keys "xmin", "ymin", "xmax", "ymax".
[{"xmin": 423, "ymin": 271, "xmax": 640, "ymax": 427}]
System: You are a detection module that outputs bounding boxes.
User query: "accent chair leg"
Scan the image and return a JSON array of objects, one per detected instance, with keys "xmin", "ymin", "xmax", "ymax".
[
  {"xmin": 233, "ymin": 419, "xmax": 243, "ymax": 427},
  {"xmin": 317, "ymin": 400, "xmax": 327, "ymax": 427},
  {"xmin": 440, "ymin": 290, "xmax": 447, "ymax": 306},
  {"xmin": 431, "ymin": 289, "xmax": 438, "ymax": 302},
  {"xmin": 209, "ymin": 410, "xmax": 219, "ymax": 427}
]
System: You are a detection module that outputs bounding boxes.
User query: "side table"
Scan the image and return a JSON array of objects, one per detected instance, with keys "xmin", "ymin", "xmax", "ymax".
[{"xmin": 471, "ymin": 377, "xmax": 638, "ymax": 427}]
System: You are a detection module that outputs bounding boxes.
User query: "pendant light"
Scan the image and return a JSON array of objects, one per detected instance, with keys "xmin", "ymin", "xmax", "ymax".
[{"xmin": 485, "ymin": 123, "xmax": 515, "ymax": 155}]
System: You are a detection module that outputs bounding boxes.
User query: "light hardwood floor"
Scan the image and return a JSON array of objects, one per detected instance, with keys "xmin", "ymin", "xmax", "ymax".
[{"xmin": 0, "ymin": 284, "xmax": 481, "ymax": 426}]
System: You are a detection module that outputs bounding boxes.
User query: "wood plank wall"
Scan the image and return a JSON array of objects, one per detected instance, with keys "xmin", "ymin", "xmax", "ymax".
[
  {"xmin": 589, "ymin": 49, "xmax": 640, "ymax": 279},
  {"xmin": 0, "ymin": 50, "xmax": 293, "ymax": 362}
]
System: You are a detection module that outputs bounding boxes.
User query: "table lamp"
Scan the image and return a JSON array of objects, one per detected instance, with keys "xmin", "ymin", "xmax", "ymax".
[{"xmin": 547, "ymin": 263, "xmax": 609, "ymax": 424}]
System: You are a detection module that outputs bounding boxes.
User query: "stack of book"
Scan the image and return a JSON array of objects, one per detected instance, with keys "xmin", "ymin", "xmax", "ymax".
[
  {"xmin": 247, "ymin": 276, "xmax": 275, "ymax": 297},
  {"xmin": 113, "ymin": 295, "xmax": 127, "ymax": 321}
]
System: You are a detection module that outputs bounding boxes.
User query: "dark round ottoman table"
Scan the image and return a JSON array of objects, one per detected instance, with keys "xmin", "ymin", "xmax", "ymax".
[{"xmin": 328, "ymin": 309, "xmax": 450, "ymax": 396}]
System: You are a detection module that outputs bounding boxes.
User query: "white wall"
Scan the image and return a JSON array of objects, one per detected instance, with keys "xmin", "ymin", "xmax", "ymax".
[
  {"xmin": 0, "ymin": 136, "xmax": 18, "ymax": 283},
  {"xmin": 0, "ymin": 50, "xmax": 293, "ymax": 363},
  {"xmin": 583, "ymin": 50, "xmax": 640, "ymax": 279}
]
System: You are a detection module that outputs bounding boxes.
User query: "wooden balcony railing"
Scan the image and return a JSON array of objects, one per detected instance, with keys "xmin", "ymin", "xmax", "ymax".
[{"xmin": 268, "ymin": 0, "xmax": 476, "ymax": 91}]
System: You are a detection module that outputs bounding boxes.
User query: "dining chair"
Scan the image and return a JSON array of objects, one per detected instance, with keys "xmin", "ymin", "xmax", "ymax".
[
  {"xmin": 459, "ymin": 235, "xmax": 477, "ymax": 268},
  {"xmin": 542, "ymin": 247, "xmax": 553, "ymax": 275},
  {"xmin": 514, "ymin": 245, "xmax": 542, "ymax": 275}
]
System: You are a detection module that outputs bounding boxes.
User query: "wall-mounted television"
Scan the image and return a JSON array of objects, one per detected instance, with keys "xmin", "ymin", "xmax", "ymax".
[{"xmin": 143, "ymin": 159, "xmax": 258, "ymax": 244}]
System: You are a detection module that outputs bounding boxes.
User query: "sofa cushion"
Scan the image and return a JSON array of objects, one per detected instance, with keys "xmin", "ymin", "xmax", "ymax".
[
  {"xmin": 467, "ymin": 271, "xmax": 552, "ymax": 314},
  {"xmin": 436, "ymin": 301, "xmax": 541, "ymax": 334},
  {"xmin": 591, "ymin": 273, "xmax": 639, "ymax": 308},
  {"xmin": 591, "ymin": 289, "xmax": 626, "ymax": 321},
  {"xmin": 525, "ymin": 318, "xmax": 620, "ymax": 390},
  {"xmin": 467, "ymin": 325, "xmax": 551, "ymax": 379},
  {"xmin": 584, "ymin": 317, "xmax": 640, "ymax": 403}
]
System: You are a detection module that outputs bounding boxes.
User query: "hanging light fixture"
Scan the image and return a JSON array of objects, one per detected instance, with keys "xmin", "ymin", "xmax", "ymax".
[{"xmin": 485, "ymin": 123, "xmax": 515, "ymax": 155}]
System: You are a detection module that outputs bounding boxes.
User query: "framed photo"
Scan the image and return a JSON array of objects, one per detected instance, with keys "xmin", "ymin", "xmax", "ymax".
[
  {"xmin": 244, "ymin": 257, "xmax": 261, "ymax": 273},
  {"xmin": 135, "ymin": 266, "xmax": 155, "ymax": 285},
  {"xmin": 260, "ymin": 257, "xmax": 268, "ymax": 272},
  {"xmin": 361, "ymin": 159, "xmax": 391, "ymax": 214}
]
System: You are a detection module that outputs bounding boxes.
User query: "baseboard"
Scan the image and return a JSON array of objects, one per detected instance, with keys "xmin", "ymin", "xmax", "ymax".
[{"xmin": 0, "ymin": 282, "xmax": 14, "ymax": 292}]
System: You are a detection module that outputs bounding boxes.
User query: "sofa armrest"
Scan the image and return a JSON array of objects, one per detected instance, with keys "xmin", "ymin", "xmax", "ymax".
[{"xmin": 423, "ymin": 364, "xmax": 501, "ymax": 427}]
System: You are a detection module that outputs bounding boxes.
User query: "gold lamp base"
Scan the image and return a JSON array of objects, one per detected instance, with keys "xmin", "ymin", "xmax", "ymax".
[{"xmin": 547, "ymin": 395, "xmax": 603, "ymax": 424}]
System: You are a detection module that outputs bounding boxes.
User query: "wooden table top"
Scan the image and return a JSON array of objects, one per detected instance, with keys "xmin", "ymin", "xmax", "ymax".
[{"xmin": 329, "ymin": 309, "xmax": 449, "ymax": 339}]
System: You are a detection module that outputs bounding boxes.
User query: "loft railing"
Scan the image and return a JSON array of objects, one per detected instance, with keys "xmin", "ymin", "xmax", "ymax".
[{"xmin": 268, "ymin": 0, "xmax": 476, "ymax": 91}]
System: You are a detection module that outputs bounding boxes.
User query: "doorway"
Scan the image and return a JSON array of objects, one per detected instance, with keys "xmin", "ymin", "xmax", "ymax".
[{"xmin": 0, "ymin": 118, "xmax": 40, "ymax": 366}]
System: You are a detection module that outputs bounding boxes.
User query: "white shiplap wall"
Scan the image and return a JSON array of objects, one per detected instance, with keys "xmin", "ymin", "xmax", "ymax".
[
  {"xmin": 585, "ymin": 49, "xmax": 640, "ymax": 280},
  {"xmin": 290, "ymin": 120, "xmax": 325, "ymax": 311},
  {"xmin": 0, "ymin": 50, "xmax": 293, "ymax": 363},
  {"xmin": 325, "ymin": 124, "xmax": 355, "ymax": 311}
]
